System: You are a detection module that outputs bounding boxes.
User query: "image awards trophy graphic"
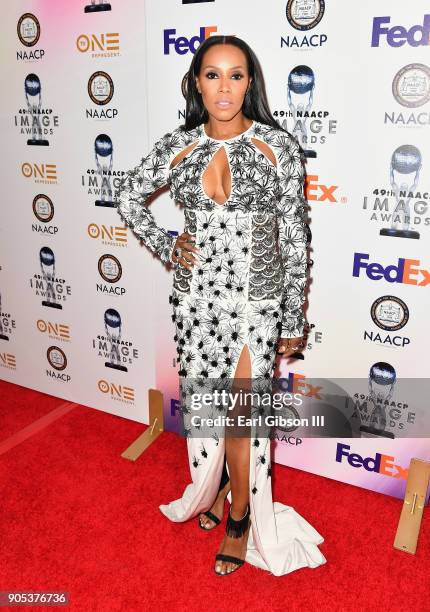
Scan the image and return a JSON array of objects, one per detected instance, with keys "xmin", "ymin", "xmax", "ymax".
[
  {"xmin": 0, "ymin": 292, "xmax": 9, "ymax": 341},
  {"xmin": 25, "ymin": 74, "xmax": 49, "ymax": 146},
  {"xmin": 282, "ymin": 65, "xmax": 316, "ymax": 158},
  {"xmin": 104, "ymin": 308, "xmax": 127, "ymax": 372},
  {"xmin": 360, "ymin": 362, "xmax": 396, "ymax": 439},
  {"xmin": 380, "ymin": 145, "xmax": 421, "ymax": 239},
  {"xmin": 40, "ymin": 246, "xmax": 62, "ymax": 310},
  {"xmin": 84, "ymin": 0, "xmax": 112, "ymax": 12},
  {"xmin": 94, "ymin": 134, "xmax": 116, "ymax": 207}
]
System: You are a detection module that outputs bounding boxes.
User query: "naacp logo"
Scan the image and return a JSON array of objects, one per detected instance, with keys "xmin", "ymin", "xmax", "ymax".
[
  {"xmin": 273, "ymin": 404, "xmax": 301, "ymax": 433},
  {"xmin": 33, "ymin": 194, "xmax": 54, "ymax": 222},
  {"xmin": 286, "ymin": 0, "xmax": 325, "ymax": 30},
  {"xmin": 392, "ymin": 64, "xmax": 430, "ymax": 108},
  {"xmin": 17, "ymin": 13, "xmax": 41, "ymax": 47},
  {"xmin": 98, "ymin": 254, "xmax": 122, "ymax": 283},
  {"xmin": 88, "ymin": 71, "xmax": 114, "ymax": 105},
  {"xmin": 47, "ymin": 346, "xmax": 67, "ymax": 371},
  {"xmin": 370, "ymin": 296, "xmax": 409, "ymax": 332}
]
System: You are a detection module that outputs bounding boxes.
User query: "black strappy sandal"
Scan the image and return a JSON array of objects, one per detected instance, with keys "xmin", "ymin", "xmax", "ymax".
[
  {"xmin": 198, "ymin": 455, "xmax": 230, "ymax": 531},
  {"xmin": 214, "ymin": 504, "xmax": 251, "ymax": 576}
]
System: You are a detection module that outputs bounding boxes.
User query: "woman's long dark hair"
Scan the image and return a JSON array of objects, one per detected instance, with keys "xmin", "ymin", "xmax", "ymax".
[{"xmin": 180, "ymin": 35, "xmax": 288, "ymax": 134}]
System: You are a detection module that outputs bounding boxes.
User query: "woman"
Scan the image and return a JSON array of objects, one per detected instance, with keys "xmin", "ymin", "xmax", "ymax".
[{"xmin": 116, "ymin": 35, "xmax": 326, "ymax": 577}]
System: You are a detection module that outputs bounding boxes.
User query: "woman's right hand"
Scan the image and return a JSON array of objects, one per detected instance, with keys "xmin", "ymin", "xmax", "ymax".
[{"xmin": 171, "ymin": 232, "xmax": 200, "ymax": 270}]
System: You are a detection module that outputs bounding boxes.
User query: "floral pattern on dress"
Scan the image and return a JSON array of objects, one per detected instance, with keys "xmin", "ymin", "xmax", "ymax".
[{"xmin": 116, "ymin": 120, "xmax": 310, "ymax": 339}]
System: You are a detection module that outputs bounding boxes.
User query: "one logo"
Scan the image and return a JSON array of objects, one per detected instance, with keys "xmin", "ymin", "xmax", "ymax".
[
  {"xmin": 286, "ymin": 0, "xmax": 325, "ymax": 31},
  {"xmin": 37, "ymin": 319, "xmax": 70, "ymax": 341},
  {"xmin": 370, "ymin": 296, "xmax": 409, "ymax": 332},
  {"xmin": 336, "ymin": 443, "xmax": 408, "ymax": 480},
  {"xmin": 97, "ymin": 379, "xmax": 135, "ymax": 403},
  {"xmin": 88, "ymin": 223, "xmax": 127, "ymax": 244},
  {"xmin": 76, "ymin": 33, "xmax": 120, "ymax": 55},
  {"xmin": 0, "ymin": 352, "xmax": 16, "ymax": 369},
  {"xmin": 392, "ymin": 63, "xmax": 430, "ymax": 108},
  {"xmin": 352, "ymin": 253, "xmax": 430, "ymax": 287},
  {"xmin": 371, "ymin": 15, "xmax": 430, "ymax": 48},
  {"xmin": 22, "ymin": 162, "xmax": 57, "ymax": 183}
]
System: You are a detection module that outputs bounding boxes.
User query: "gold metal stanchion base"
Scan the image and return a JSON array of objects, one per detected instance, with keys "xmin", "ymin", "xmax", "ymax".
[
  {"xmin": 121, "ymin": 388, "xmax": 164, "ymax": 461},
  {"xmin": 393, "ymin": 457, "xmax": 430, "ymax": 554}
]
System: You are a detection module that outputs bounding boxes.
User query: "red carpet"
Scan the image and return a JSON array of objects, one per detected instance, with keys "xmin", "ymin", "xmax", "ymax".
[{"xmin": 0, "ymin": 379, "xmax": 428, "ymax": 611}]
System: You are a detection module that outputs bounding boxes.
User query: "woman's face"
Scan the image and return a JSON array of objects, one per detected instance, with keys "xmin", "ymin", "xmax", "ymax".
[{"xmin": 195, "ymin": 44, "xmax": 252, "ymax": 121}]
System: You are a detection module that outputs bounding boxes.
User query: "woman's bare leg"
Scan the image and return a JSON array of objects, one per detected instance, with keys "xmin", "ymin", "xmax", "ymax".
[
  {"xmin": 215, "ymin": 344, "xmax": 252, "ymax": 574},
  {"xmin": 199, "ymin": 467, "xmax": 231, "ymax": 528}
]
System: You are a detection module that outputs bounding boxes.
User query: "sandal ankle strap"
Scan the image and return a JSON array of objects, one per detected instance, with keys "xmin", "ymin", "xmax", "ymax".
[{"xmin": 226, "ymin": 504, "xmax": 250, "ymax": 538}]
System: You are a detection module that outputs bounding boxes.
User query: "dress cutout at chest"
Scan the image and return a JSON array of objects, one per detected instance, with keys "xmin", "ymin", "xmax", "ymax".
[{"xmin": 200, "ymin": 144, "xmax": 231, "ymax": 206}]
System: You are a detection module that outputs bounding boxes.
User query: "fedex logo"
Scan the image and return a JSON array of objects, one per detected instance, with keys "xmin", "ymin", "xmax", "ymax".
[
  {"xmin": 278, "ymin": 372, "xmax": 322, "ymax": 399},
  {"xmin": 164, "ymin": 26, "xmax": 217, "ymax": 55},
  {"xmin": 336, "ymin": 443, "xmax": 408, "ymax": 480},
  {"xmin": 352, "ymin": 253, "xmax": 430, "ymax": 287},
  {"xmin": 371, "ymin": 15, "xmax": 430, "ymax": 47},
  {"xmin": 306, "ymin": 175, "xmax": 338, "ymax": 203}
]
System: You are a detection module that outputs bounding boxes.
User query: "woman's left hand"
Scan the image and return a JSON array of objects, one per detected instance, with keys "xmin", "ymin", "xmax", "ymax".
[{"xmin": 277, "ymin": 336, "xmax": 305, "ymax": 357}]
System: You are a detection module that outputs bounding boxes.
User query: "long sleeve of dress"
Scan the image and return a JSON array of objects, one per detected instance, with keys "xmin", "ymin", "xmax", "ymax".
[
  {"xmin": 115, "ymin": 133, "xmax": 177, "ymax": 265},
  {"xmin": 277, "ymin": 136, "xmax": 310, "ymax": 338}
]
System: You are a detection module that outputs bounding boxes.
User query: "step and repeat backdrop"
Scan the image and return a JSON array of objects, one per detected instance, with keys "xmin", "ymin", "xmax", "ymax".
[{"xmin": 1, "ymin": 0, "xmax": 429, "ymax": 503}]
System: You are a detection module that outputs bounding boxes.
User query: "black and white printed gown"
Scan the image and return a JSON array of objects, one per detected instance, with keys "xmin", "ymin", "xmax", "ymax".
[{"xmin": 116, "ymin": 119, "xmax": 326, "ymax": 576}]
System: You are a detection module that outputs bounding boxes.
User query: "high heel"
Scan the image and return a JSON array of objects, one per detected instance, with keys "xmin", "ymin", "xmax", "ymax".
[
  {"xmin": 214, "ymin": 504, "xmax": 251, "ymax": 576},
  {"xmin": 198, "ymin": 455, "xmax": 230, "ymax": 531}
]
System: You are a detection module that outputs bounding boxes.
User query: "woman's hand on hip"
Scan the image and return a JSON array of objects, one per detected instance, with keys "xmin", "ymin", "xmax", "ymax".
[
  {"xmin": 171, "ymin": 232, "xmax": 200, "ymax": 270},
  {"xmin": 277, "ymin": 336, "xmax": 305, "ymax": 357}
]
